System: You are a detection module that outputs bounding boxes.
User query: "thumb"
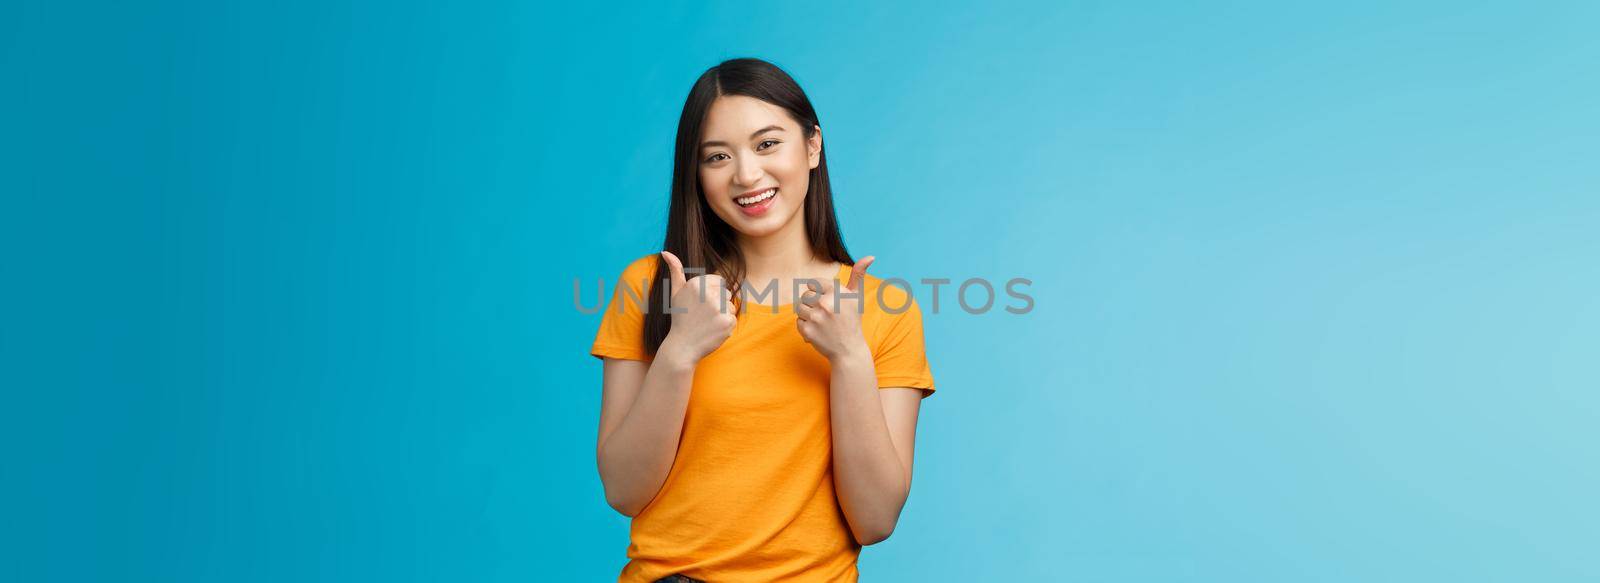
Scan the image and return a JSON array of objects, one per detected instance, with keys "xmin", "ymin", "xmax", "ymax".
[
  {"xmin": 660, "ymin": 251, "xmax": 686, "ymax": 294},
  {"xmin": 846, "ymin": 256, "xmax": 875, "ymax": 292},
  {"xmin": 804, "ymin": 279, "xmax": 828, "ymax": 299}
]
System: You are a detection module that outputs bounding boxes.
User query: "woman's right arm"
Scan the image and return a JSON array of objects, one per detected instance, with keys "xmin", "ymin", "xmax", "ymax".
[
  {"xmin": 596, "ymin": 252, "xmax": 734, "ymax": 516},
  {"xmin": 596, "ymin": 341, "xmax": 697, "ymax": 516}
]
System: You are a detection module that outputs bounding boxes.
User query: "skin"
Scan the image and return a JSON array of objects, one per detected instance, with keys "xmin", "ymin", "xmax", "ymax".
[{"xmin": 596, "ymin": 95, "xmax": 923, "ymax": 546}]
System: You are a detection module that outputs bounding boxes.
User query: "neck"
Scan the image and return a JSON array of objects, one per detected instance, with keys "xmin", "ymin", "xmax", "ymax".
[{"xmin": 736, "ymin": 212, "xmax": 822, "ymax": 284}]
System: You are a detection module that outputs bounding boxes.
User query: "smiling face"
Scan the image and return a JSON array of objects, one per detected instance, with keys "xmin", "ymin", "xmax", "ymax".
[{"xmin": 697, "ymin": 95, "xmax": 822, "ymax": 239}]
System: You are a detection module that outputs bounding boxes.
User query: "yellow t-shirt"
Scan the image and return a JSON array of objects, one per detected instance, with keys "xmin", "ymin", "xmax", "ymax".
[{"xmin": 591, "ymin": 254, "xmax": 936, "ymax": 582}]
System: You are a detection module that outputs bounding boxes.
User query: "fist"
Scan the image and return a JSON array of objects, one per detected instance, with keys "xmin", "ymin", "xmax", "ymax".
[
  {"xmin": 795, "ymin": 256, "xmax": 875, "ymax": 361},
  {"xmin": 659, "ymin": 251, "xmax": 737, "ymax": 363}
]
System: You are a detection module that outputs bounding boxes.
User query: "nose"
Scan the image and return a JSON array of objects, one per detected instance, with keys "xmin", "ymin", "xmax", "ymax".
[{"xmin": 733, "ymin": 154, "xmax": 764, "ymax": 188}]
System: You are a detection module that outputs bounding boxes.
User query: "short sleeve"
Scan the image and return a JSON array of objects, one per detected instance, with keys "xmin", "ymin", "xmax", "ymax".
[
  {"xmin": 589, "ymin": 255, "xmax": 659, "ymax": 362},
  {"xmin": 869, "ymin": 290, "xmax": 936, "ymax": 397}
]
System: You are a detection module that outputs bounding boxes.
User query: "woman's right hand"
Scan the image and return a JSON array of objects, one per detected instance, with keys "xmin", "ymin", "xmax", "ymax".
[{"xmin": 658, "ymin": 251, "xmax": 737, "ymax": 364}]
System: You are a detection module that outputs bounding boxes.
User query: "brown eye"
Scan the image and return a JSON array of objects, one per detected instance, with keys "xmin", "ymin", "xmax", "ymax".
[
  {"xmin": 705, "ymin": 152, "xmax": 729, "ymax": 163},
  {"xmin": 757, "ymin": 140, "xmax": 779, "ymax": 150}
]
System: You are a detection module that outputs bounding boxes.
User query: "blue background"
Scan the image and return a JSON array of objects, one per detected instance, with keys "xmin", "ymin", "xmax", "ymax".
[{"xmin": 4, "ymin": 1, "xmax": 1598, "ymax": 581}]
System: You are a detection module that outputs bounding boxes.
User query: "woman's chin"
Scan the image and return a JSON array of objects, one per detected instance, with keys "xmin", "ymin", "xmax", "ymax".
[
  {"xmin": 728, "ymin": 221, "xmax": 781, "ymax": 239},
  {"xmin": 720, "ymin": 206, "xmax": 799, "ymax": 238}
]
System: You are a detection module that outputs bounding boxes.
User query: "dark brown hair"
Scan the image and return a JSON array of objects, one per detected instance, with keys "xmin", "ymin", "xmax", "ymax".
[{"xmin": 643, "ymin": 58, "xmax": 853, "ymax": 355}]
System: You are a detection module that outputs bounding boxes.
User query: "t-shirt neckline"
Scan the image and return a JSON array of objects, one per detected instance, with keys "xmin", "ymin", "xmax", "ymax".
[{"xmin": 738, "ymin": 262, "xmax": 852, "ymax": 312}]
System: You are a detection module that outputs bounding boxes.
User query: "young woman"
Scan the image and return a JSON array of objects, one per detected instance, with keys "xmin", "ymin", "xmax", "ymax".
[{"xmin": 590, "ymin": 58, "xmax": 936, "ymax": 582}]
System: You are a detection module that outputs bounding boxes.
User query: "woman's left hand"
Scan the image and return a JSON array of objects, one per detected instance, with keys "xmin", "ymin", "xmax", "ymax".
[{"xmin": 796, "ymin": 256, "xmax": 875, "ymax": 362}]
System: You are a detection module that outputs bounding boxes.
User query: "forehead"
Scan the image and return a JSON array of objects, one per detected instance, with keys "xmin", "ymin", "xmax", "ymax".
[{"xmin": 701, "ymin": 95, "xmax": 796, "ymax": 140}]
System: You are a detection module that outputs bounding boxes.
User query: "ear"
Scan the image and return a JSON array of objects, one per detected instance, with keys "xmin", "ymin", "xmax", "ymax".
[{"xmin": 807, "ymin": 125, "xmax": 822, "ymax": 170}]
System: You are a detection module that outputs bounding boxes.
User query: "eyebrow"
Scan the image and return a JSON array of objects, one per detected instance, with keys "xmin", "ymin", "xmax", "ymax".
[{"xmin": 700, "ymin": 125, "xmax": 785, "ymax": 150}]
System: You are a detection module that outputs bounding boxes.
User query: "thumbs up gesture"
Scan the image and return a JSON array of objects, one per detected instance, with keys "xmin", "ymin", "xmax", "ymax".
[
  {"xmin": 659, "ymin": 251, "xmax": 738, "ymax": 364},
  {"xmin": 795, "ymin": 256, "xmax": 875, "ymax": 362}
]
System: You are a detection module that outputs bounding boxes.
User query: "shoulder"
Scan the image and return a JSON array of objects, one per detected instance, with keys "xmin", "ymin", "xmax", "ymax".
[
  {"xmin": 854, "ymin": 268, "xmax": 920, "ymax": 317},
  {"xmin": 621, "ymin": 253, "xmax": 659, "ymax": 279},
  {"xmin": 853, "ymin": 268, "xmax": 930, "ymax": 360},
  {"xmin": 614, "ymin": 253, "xmax": 661, "ymax": 290}
]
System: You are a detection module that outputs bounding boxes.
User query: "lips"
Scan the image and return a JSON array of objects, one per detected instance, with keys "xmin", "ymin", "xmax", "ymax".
[
  {"xmin": 734, "ymin": 187, "xmax": 778, "ymax": 217},
  {"xmin": 735, "ymin": 187, "xmax": 778, "ymax": 206}
]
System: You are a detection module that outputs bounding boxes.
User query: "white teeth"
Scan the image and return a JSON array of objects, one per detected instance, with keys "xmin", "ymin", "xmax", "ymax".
[{"xmin": 737, "ymin": 188, "xmax": 777, "ymax": 206}]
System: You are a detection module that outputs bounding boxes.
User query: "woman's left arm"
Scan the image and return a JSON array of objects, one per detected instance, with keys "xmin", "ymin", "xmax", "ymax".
[
  {"xmin": 795, "ymin": 256, "xmax": 924, "ymax": 545},
  {"xmin": 828, "ymin": 353, "xmax": 923, "ymax": 545}
]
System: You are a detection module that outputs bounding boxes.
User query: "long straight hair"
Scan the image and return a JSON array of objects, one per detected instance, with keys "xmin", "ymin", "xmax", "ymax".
[{"xmin": 643, "ymin": 58, "xmax": 853, "ymax": 356}]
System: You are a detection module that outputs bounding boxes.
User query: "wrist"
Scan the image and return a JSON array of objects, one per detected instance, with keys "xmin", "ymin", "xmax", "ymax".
[
  {"xmin": 828, "ymin": 339, "xmax": 873, "ymax": 366},
  {"xmin": 655, "ymin": 336, "xmax": 700, "ymax": 371}
]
